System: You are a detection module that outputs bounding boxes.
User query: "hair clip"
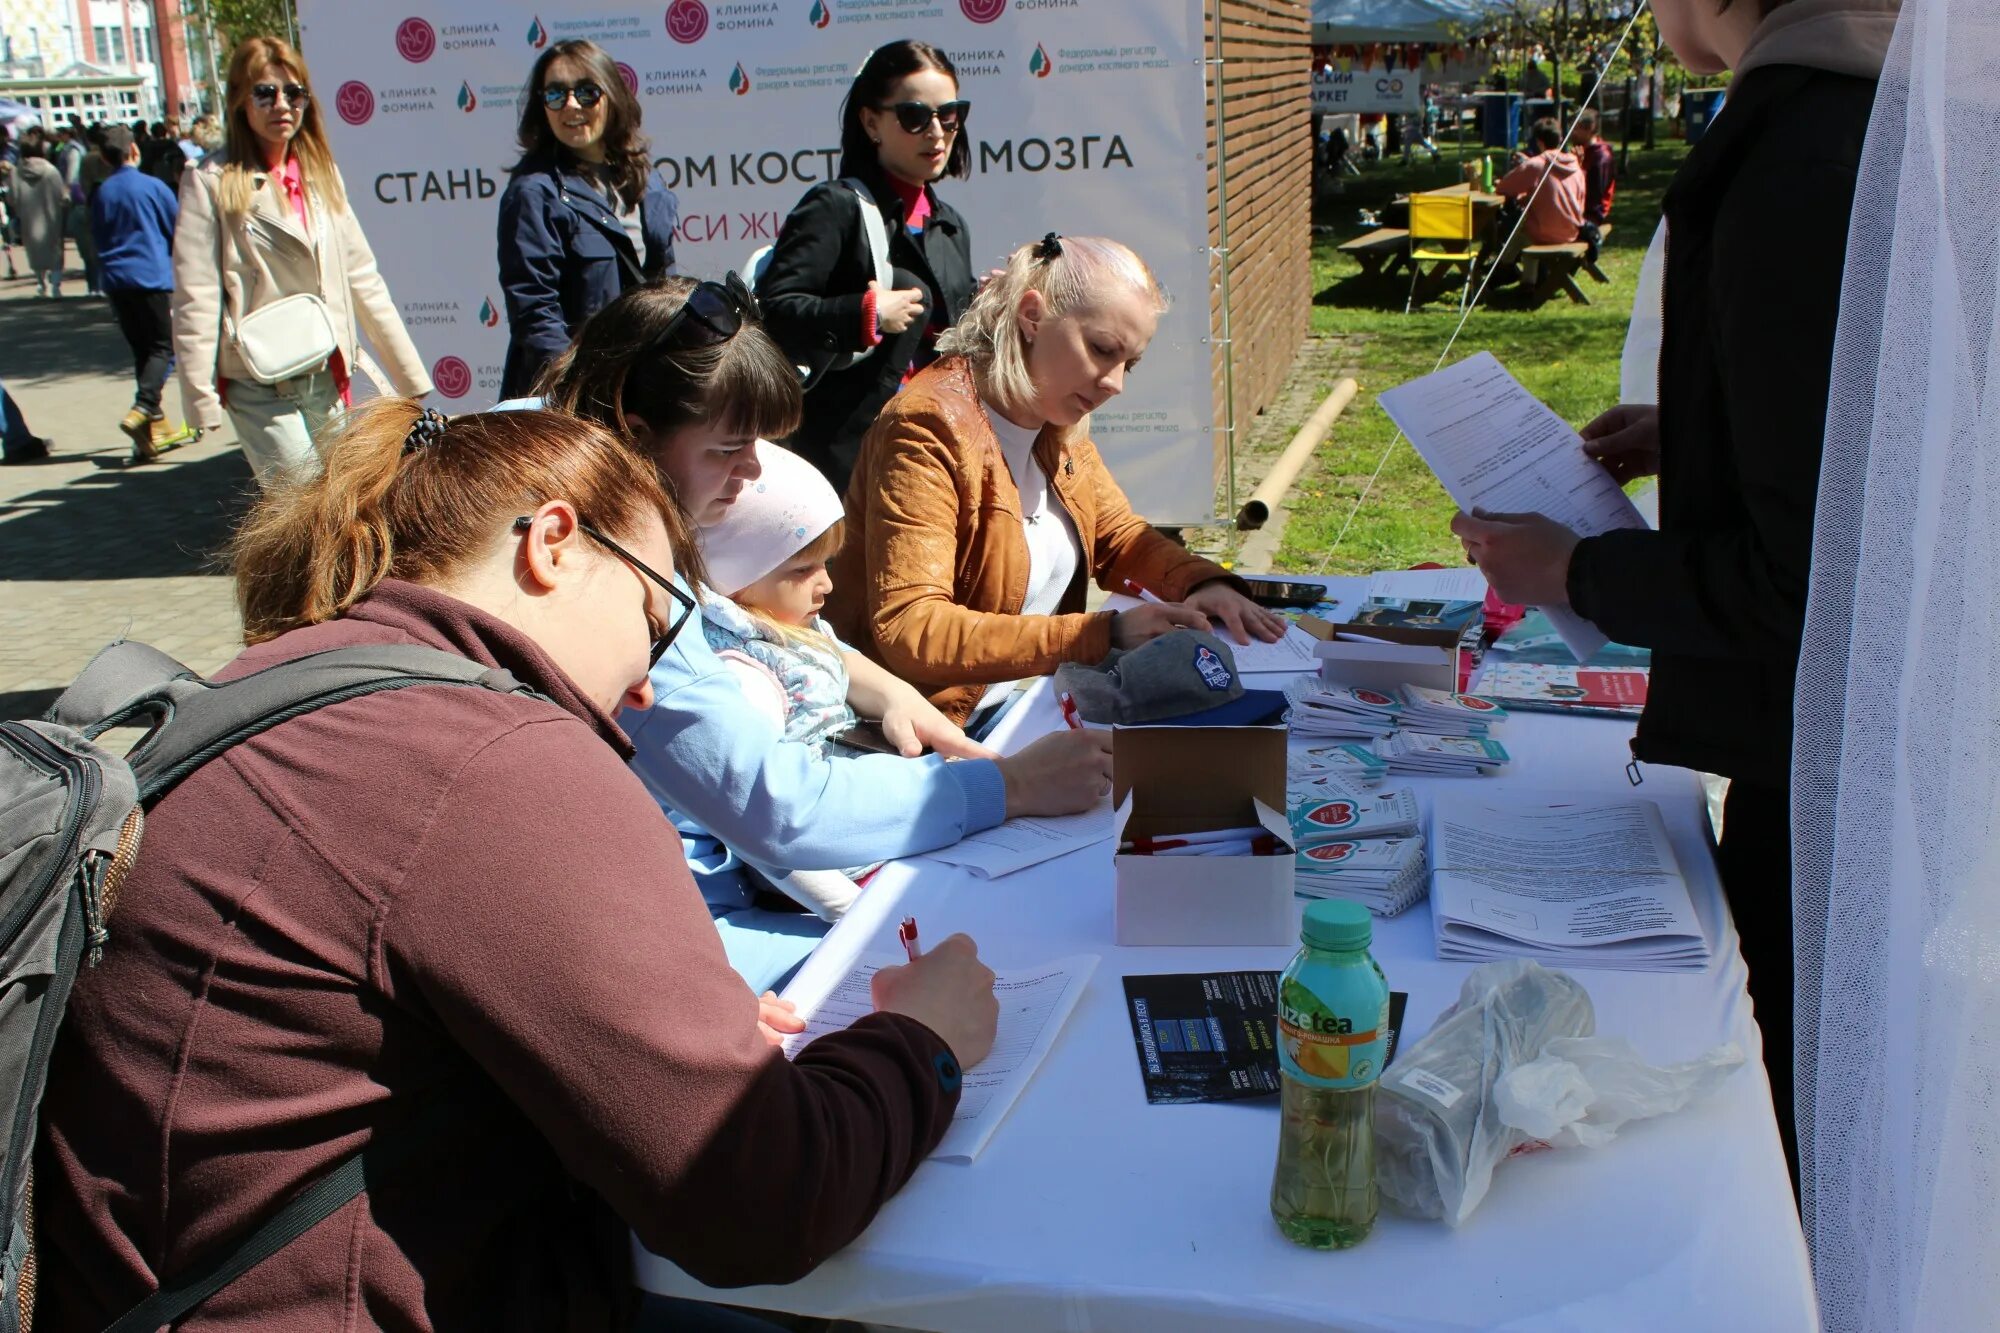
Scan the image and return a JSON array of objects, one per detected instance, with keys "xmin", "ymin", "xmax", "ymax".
[
  {"xmin": 1035, "ymin": 232, "xmax": 1063, "ymax": 262},
  {"xmin": 402, "ymin": 406, "xmax": 450, "ymax": 455}
]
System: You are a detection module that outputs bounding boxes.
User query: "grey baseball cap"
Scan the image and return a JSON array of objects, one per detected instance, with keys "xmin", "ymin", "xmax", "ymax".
[{"xmin": 1055, "ymin": 629, "xmax": 1288, "ymax": 726}]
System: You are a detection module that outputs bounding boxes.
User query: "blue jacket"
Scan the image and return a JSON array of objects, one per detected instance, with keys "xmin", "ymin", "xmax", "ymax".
[
  {"xmin": 623, "ymin": 581, "xmax": 1008, "ymax": 913},
  {"xmin": 497, "ymin": 154, "xmax": 677, "ymax": 399},
  {"xmin": 90, "ymin": 165, "xmax": 177, "ymax": 292}
]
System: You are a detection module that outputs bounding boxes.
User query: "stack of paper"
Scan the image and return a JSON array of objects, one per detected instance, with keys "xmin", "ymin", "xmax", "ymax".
[
  {"xmin": 1284, "ymin": 677, "xmax": 1403, "ymax": 739},
  {"xmin": 1288, "ymin": 741, "xmax": 1389, "ymax": 787},
  {"xmin": 1288, "ymin": 784, "xmax": 1421, "ymax": 846},
  {"xmin": 1379, "ymin": 732, "xmax": 1511, "ymax": 776},
  {"xmin": 1294, "ymin": 835, "xmax": 1429, "ymax": 915},
  {"xmin": 1395, "ymin": 684, "xmax": 1508, "ymax": 736},
  {"xmin": 1428, "ymin": 795, "xmax": 1710, "ymax": 971}
]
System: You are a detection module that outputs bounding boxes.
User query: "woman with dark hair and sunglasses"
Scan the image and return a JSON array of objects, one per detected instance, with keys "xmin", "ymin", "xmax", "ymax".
[
  {"xmin": 530, "ymin": 278, "xmax": 1112, "ymax": 991},
  {"xmin": 497, "ymin": 38, "xmax": 677, "ymax": 400},
  {"xmin": 756, "ymin": 39, "xmax": 975, "ymax": 491}
]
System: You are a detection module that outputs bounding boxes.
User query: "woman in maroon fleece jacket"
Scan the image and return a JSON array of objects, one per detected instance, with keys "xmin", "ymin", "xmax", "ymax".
[{"xmin": 35, "ymin": 400, "xmax": 999, "ymax": 1331}]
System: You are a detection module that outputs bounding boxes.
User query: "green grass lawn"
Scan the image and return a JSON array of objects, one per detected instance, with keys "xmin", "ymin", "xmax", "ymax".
[{"xmin": 1274, "ymin": 135, "xmax": 1691, "ymax": 575}]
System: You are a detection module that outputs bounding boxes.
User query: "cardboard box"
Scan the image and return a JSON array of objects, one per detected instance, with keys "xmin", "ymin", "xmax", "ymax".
[
  {"xmin": 1111, "ymin": 725, "xmax": 1295, "ymax": 947},
  {"xmin": 1296, "ymin": 614, "xmax": 1457, "ymax": 692}
]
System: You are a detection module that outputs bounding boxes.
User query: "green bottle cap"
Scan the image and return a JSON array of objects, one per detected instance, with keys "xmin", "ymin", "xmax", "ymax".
[{"xmin": 1301, "ymin": 899, "xmax": 1373, "ymax": 952}]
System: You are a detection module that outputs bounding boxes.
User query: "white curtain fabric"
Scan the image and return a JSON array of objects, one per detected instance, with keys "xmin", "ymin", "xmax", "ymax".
[{"xmin": 1793, "ymin": 0, "xmax": 2000, "ymax": 1326}]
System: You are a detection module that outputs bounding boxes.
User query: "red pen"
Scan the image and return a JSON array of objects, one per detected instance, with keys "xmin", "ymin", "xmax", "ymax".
[
  {"xmin": 1122, "ymin": 579, "xmax": 1166, "ymax": 605},
  {"xmin": 1058, "ymin": 690, "xmax": 1083, "ymax": 730},
  {"xmin": 898, "ymin": 916, "xmax": 922, "ymax": 961}
]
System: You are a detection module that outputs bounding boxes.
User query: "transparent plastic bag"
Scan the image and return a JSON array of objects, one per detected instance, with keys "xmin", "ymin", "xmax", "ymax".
[{"xmin": 1374, "ymin": 960, "xmax": 1743, "ymax": 1225}]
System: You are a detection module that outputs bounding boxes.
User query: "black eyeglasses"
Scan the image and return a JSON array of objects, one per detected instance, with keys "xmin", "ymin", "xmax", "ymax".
[
  {"xmin": 541, "ymin": 81, "xmax": 605, "ymax": 111},
  {"xmin": 251, "ymin": 83, "xmax": 311, "ymax": 110},
  {"xmin": 875, "ymin": 99, "xmax": 970, "ymax": 135},
  {"xmin": 653, "ymin": 272, "xmax": 760, "ymax": 355},
  {"xmin": 512, "ymin": 515, "xmax": 697, "ymax": 668}
]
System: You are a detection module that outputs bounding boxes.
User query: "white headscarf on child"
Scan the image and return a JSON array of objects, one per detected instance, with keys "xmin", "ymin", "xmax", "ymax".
[{"xmin": 699, "ymin": 441, "xmax": 847, "ymax": 596}]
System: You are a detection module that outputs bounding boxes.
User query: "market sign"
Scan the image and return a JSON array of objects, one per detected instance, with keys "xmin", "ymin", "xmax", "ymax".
[{"xmin": 1312, "ymin": 63, "xmax": 1422, "ymax": 115}]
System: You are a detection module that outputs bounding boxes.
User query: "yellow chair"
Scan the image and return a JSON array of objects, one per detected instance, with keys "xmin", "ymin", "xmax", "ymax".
[{"xmin": 1404, "ymin": 191, "xmax": 1479, "ymax": 313}]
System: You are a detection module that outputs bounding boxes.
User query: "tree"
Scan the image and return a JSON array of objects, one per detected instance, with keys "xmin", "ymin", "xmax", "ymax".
[
  {"xmin": 187, "ymin": 0, "xmax": 295, "ymax": 51},
  {"xmin": 180, "ymin": 0, "xmax": 296, "ymax": 114},
  {"xmin": 1494, "ymin": 0, "xmax": 1647, "ymax": 130}
]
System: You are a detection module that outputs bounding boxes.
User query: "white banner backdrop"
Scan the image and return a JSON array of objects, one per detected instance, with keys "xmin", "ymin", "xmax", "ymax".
[{"xmin": 300, "ymin": 0, "xmax": 1221, "ymax": 523}]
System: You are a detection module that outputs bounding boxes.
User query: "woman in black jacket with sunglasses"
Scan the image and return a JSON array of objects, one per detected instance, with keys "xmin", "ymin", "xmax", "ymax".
[
  {"xmin": 756, "ymin": 40, "xmax": 975, "ymax": 492},
  {"xmin": 498, "ymin": 39, "xmax": 677, "ymax": 400}
]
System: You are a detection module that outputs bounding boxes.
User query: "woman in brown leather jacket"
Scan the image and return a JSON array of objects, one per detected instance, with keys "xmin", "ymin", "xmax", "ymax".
[{"xmin": 827, "ymin": 234, "xmax": 1285, "ymax": 732}]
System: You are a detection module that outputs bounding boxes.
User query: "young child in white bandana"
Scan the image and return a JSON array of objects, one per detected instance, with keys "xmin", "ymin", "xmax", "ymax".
[{"xmin": 700, "ymin": 443, "xmax": 874, "ymax": 918}]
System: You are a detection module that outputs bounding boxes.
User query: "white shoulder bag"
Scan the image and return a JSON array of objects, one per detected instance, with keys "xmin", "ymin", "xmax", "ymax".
[{"xmin": 224, "ymin": 198, "xmax": 339, "ymax": 385}]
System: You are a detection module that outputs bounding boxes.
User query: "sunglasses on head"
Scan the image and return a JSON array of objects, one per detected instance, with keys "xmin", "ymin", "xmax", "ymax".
[
  {"xmin": 653, "ymin": 272, "xmax": 760, "ymax": 355},
  {"xmin": 251, "ymin": 83, "xmax": 311, "ymax": 110},
  {"xmin": 541, "ymin": 81, "xmax": 606, "ymax": 111},
  {"xmin": 513, "ymin": 516, "xmax": 696, "ymax": 668},
  {"xmin": 876, "ymin": 99, "xmax": 970, "ymax": 136}
]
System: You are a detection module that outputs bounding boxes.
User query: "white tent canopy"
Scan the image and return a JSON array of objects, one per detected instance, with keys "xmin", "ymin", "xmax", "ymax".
[{"xmin": 1312, "ymin": 0, "xmax": 1492, "ymax": 44}]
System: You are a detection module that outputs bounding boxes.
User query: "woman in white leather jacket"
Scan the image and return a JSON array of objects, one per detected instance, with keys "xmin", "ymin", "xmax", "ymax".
[{"xmin": 172, "ymin": 35, "xmax": 430, "ymax": 487}]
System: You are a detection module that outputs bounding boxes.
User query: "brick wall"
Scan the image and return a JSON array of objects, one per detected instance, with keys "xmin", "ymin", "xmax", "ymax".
[{"xmin": 1207, "ymin": 0, "xmax": 1311, "ymax": 501}]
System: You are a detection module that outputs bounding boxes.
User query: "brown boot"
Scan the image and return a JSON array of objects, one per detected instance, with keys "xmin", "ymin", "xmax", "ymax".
[
  {"xmin": 148, "ymin": 415, "xmax": 187, "ymax": 457},
  {"xmin": 120, "ymin": 408, "xmax": 159, "ymax": 463}
]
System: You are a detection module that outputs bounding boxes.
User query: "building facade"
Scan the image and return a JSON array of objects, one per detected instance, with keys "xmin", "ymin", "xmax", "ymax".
[{"xmin": 0, "ymin": 0, "xmax": 208, "ymax": 124}]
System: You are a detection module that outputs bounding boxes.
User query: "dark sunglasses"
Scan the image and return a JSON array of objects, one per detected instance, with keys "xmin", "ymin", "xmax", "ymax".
[
  {"xmin": 876, "ymin": 99, "xmax": 970, "ymax": 135},
  {"xmin": 251, "ymin": 83, "xmax": 311, "ymax": 110},
  {"xmin": 653, "ymin": 272, "xmax": 760, "ymax": 355},
  {"xmin": 513, "ymin": 516, "xmax": 696, "ymax": 668},
  {"xmin": 541, "ymin": 81, "xmax": 606, "ymax": 111}
]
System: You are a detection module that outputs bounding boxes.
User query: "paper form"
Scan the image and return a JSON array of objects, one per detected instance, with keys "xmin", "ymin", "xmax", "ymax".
[
  {"xmin": 783, "ymin": 953, "xmax": 1100, "ymax": 1162},
  {"xmin": 921, "ymin": 801, "xmax": 1114, "ymax": 879},
  {"xmin": 1377, "ymin": 352, "xmax": 1646, "ymax": 660},
  {"xmin": 1364, "ymin": 567, "xmax": 1490, "ymax": 603},
  {"xmin": 1227, "ymin": 624, "xmax": 1320, "ymax": 674}
]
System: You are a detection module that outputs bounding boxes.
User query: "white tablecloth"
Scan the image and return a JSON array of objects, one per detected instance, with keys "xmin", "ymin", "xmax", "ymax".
[{"xmin": 637, "ymin": 588, "xmax": 1817, "ymax": 1332}]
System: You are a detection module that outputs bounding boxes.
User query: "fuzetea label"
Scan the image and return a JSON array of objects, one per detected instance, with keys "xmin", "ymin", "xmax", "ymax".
[{"xmin": 1278, "ymin": 976, "xmax": 1390, "ymax": 1090}]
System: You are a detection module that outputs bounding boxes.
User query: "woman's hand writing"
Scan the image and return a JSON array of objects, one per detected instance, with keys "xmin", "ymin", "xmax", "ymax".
[
  {"xmin": 997, "ymin": 730, "xmax": 1113, "ymax": 818},
  {"xmin": 871, "ymin": 934, "xmax": 999, "ymax": 1068}
]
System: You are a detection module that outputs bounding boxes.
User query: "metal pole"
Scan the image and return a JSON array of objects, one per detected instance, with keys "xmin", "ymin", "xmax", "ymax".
[{"xmin": 1208, "ymin": 0, "xmax": 1238, "ymax": 521}]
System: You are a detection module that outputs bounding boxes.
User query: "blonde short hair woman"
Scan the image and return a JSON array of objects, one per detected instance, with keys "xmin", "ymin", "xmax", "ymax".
[
  {"xmin": 172, "ymin": 36, "xmax": 432, "ymax": 483},
  {"xmin": 827, "ymin": 233, "xmax": 1286, "ymax": 732}
]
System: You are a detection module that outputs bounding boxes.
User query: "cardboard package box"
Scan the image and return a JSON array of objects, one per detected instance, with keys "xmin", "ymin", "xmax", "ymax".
[
  {"xmin": 1112, "ymin": 725, "xmax": 1295, "ymax": 947},
  {"xmin": 1296, "ymin": 614, "xmax": 1458, "ymax": 693}
]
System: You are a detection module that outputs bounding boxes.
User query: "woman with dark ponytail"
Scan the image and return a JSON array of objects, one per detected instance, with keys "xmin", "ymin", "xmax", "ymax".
[
  {"xmin": 756, "ymin": 39, "xmax": 976, "ymax": 490},
  {"xmin": 36, "ymin": 397, "xmax": 1001, "ymax": 1329}
]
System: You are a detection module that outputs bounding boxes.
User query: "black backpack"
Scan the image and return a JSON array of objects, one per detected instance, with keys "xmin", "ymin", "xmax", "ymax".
[{"xmin": 0, "ymin": 640, "xmax": 542, "ymax": 1332}]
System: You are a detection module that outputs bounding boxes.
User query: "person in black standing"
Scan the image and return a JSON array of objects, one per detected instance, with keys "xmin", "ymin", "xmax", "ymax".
[
  {"xmin": 757, "ymin": 40, "xmax": 975, "ymax": 492},
  {"xmin": 1448, "ymin": 0, "xmax": 1898, "ymax": 1183},
  {"xmin": 497, "ymin": 38, "xmax": 677, "ymax": 400}
]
